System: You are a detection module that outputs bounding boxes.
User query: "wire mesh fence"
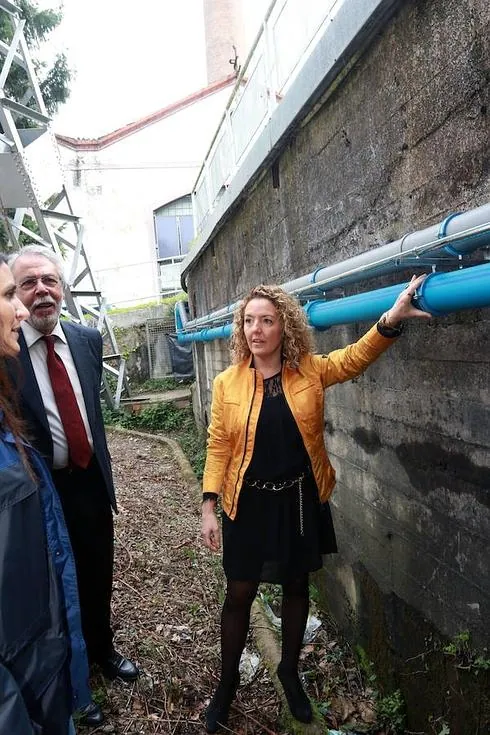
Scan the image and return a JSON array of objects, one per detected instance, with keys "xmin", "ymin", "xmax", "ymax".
[{"xmin": 145, "ymin": 317, "xmax": 194, "ymax": 379}]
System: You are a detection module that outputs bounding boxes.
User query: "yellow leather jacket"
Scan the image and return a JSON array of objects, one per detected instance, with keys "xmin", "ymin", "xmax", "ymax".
[{"xmin": 203, "ymin": 324, "xmax": 394, "ymax": 519}]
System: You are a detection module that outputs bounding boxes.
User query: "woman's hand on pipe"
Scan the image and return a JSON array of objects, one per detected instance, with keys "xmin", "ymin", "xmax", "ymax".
[{"xmin": 385, "ymin": 274, "xmax": 432, "ymax": 325}]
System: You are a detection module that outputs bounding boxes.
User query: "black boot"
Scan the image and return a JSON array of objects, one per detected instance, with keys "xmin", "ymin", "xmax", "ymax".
[
  {"xmin": 277, "ymin": 662, "xmax": 313, "ymax": 723},
  {"xmin": 205, "ymin": 674, "xmax": 240, "ymax": 733}
]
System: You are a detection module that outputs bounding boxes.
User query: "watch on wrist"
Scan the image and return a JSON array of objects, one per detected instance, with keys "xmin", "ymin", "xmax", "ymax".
[{"xmin": 377, "ymin": 311, "xmax": 404, "ymax": 338}]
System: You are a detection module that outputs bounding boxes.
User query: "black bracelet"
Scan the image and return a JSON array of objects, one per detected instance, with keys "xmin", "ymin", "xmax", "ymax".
[
  {"xmin": 377, "ymin": 320, "xmax": 404, "ymax": 338},
  {"xmin": 202, "ymin": 492, "xmax": 219, "ymax": 504}
]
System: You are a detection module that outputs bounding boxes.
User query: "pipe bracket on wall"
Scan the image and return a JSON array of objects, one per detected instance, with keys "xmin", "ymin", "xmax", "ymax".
[{"xmin": 439, "ymin": 211, "xmax": 466, "ymax": 256}]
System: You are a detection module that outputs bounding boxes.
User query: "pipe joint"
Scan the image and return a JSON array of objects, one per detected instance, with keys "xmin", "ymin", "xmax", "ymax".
[
  {"xmin": 415, "ymin": 272, "xmax": 447, "ymax": 317},
  {"xmin": 303, "ymin": 300, "xmax": 330, "ymax": 331}
]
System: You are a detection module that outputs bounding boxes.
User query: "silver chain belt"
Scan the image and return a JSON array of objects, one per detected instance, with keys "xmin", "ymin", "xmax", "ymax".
[
  {"xmin": 244, "ymin": 471, "xmax": 307, "ymax": 492},
  {"xmin": 244, "ymin": 471, "xmax": 307, "ymax": 536}
]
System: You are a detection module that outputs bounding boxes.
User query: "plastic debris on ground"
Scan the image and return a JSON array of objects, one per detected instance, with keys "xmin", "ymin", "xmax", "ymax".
[
  {"xmin": 239, "ymin": 647, "xmax": 261, "ymax": 684},
  {"xmin": 260, "ymin": 594, "xmax": 322, "ymax": 643},
  {"xmin": 260, "ymin": 596, "xmax": 281, "ymax": 630}
]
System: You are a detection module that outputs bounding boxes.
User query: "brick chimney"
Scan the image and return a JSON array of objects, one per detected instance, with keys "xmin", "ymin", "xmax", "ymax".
[{"xmin": 203, "ymin": 0, "xmax": 245, "ymax": 84}]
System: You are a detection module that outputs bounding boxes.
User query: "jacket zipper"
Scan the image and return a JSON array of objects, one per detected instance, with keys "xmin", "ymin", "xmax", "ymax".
[{"xmin": 231, "ymin": 370, "xmax": 256, "ymax": 517}]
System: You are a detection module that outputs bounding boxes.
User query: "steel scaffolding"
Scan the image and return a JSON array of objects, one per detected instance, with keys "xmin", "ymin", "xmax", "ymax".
[{"xmin": 0, "ymin": 0, "xmax": 127, "ymax": 407}]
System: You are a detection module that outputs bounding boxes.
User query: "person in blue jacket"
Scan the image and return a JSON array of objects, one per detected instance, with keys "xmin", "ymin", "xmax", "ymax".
[{"xmin": 0, "ymin": 253, "xmax": 91, "ymax": 734}]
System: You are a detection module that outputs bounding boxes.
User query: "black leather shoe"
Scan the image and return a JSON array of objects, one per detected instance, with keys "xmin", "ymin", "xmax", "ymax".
[
  {"xmin": 78, "ymin": 701, "xmax": 104, "ymax": 727},
  {"xmin": 100, "ymin": 650, "xmax": 139, "ymax": 682},
  {"xmin": 277, "ymin": 662, "xmax": 313, "ymax": 723},
  {"xmin": 205, "ymin": 674, "xmax": 240, "ymax": 733}
]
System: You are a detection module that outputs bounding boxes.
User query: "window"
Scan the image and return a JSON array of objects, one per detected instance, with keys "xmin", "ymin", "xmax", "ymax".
[{"xmin": 154, "ymin": 195, "xmax": 194, "ymax": 259}]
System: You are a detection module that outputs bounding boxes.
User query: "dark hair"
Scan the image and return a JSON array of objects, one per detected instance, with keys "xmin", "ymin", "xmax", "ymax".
[{"xmin": 0, "ymin": 253, "xmax": 28, "ymax": 443}]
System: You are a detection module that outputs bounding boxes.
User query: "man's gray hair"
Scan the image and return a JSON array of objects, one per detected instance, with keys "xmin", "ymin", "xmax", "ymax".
[{"xmin": 8, "ymin": 245, "xmax": 66, "ymax": 287}]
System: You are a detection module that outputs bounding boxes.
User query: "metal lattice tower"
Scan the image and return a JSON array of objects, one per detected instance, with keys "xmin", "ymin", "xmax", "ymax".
[{"xmin": 0, "ymin": 0, "xmax": 128, "ymax": 407}]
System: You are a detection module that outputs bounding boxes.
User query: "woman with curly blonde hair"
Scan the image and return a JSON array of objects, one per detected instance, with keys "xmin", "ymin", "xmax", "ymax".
[
  {"xmin": 201, "ymin": 278, "xmax": 430, "ymax": 733},
  {"xmin": 230, "ymin": 284, "xmax": 315, "ymax": 367}
]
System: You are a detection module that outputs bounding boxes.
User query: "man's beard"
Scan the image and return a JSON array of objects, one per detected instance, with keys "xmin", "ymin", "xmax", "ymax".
[{"xmin": 28, "ymin": 297, "xmax": 62, "ymax": 334}]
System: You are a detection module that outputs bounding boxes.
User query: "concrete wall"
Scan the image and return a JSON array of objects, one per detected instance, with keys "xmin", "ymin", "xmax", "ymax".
[{"xmin": 185, "ymin": 0, "xmax": 490, "ymax": 730}]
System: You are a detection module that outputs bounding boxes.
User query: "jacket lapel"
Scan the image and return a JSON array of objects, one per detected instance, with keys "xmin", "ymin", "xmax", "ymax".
[{"xmin": 17, "ymin": 331, "xmax": 52, "ymax": 437}]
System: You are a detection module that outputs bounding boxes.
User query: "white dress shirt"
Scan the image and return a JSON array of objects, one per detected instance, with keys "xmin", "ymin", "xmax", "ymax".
[{"xmin": 21, "ymin": 320, "xmax": 94, "ymax": 469}]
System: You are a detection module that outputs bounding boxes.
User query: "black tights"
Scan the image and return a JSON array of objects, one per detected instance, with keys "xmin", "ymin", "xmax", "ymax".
[{"xmin": 219, "ymin": 575, "xmax": 309, "ymax": 685}]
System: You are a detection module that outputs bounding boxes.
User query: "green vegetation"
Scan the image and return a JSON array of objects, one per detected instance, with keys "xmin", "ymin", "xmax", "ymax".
[
  {"xmin": 0, "ymin": 1, "xmax": 71, "ymax": 250},
  {"xmin": 135, "ymin": 377, "xmax": 193, "ymax": 394},
  {"xmin": 107, "ymin": 292, "xmax": 186, "ymax": 315},
  {"xmin": 355, "ymin": 646, "xmax": 406, "ymax": 732},
  {"xmin": 355, "ymin": 644, "xmax": 378, "ymax": 688},
  {"xmin": 103, "ymin": 402, "xmax": 206, "ymax": 480},
  {"xmin": 0, "ymin": 0, "xmax": 71, "ymax": 115},
  {"xmin": 376, "ymin": 689, "xmax": 406, "ymax": 733},
  {"xmin": 108, "ymin": 300, "xmax": 164, "ymax": 315},
  {"xmin": 0, "ymin": 213, "xmax": 41, "ymax": 253},
  {"xmin": 308, "ymin": 581, "xmax": 320, "ymax": 604},
  {"xmin": 442, "ymin": 630, "xmax": 490, "ymax": 672}
]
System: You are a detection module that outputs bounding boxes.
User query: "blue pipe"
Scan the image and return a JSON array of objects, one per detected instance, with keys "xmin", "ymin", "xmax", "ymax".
[
  {"xmin": 178, "ymin": 322, "xmax": 232, "ymax": 344},
  {"xmin": 177, "ymin": 263, "xmax": 490, "ymax": 343},
  {"xmin": 304, "ymin": 283, "xmax": 405, "ymax": 329},
  {"xmin": 305, "ymin": 263, "xmax": 490, "ymax": 328},
  {"xmin": 416, "ymin": 262, "xmax": 490, "ymax": 316},
  {"xmin": 174, "ymin": 302, "xmax": 185, "ymax": 332}
]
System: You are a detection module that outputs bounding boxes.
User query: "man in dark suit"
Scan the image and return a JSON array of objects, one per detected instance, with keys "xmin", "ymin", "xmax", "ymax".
[{"xmin": 9, "ymin": 245, "xmax": 139, "ymax": 725}]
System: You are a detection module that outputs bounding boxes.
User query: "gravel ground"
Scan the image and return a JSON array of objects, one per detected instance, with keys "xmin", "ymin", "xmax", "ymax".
[
  {"xmin": 79, "ymin": 430, "xmax": 381, "ymax": 735},
  {"xmin": 80, "ymin": 430, "xmax": 281, "ymax": 735}
]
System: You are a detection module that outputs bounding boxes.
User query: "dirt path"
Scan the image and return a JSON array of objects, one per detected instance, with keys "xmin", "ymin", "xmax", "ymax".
[
  {"xmin": 83, "ymin": 430, "xmax": 281, "ymax": 734},
  {"xmin": 81, "ymin": 429, "xmax": 380, "ymax": 735}
]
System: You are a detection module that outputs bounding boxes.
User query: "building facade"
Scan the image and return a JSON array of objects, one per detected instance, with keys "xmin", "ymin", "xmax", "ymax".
[{"xmin": 57, "ymin": 79, "xmax": 234, "ymax": 307}]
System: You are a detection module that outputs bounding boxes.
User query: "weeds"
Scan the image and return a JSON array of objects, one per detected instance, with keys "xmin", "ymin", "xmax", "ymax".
[
  {"xmin": 135, "ymin": 377, "xmax": 193, "ymax": 393},
  {"xmin": 103, "ymin": 401, "xmax": 206, "ymax": 479},
  {"xmin": 376, "ymin": 689, "xmax": 406, "ymax": 733},
  {"xmin": 442, "ymin": 631, "xmax": 490, "ymax": 672},
  {"xmin": 355, "ymin": 646, "xmax": 407, "ymax": 733}
]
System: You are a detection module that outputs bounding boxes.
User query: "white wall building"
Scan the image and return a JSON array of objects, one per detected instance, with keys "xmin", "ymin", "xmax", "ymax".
[
  {"xmin": 53, "ymin": 0, "xmax": 260, "ymax": 307},
  {"xmin": 57, "ymin": 77, "xmax": 234, "ymax": 306}
]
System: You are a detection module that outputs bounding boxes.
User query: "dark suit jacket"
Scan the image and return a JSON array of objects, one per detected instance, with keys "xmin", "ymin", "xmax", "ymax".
[{"xmin": 10, "ymin": 321, "xmax": 117, "ymax": 511}]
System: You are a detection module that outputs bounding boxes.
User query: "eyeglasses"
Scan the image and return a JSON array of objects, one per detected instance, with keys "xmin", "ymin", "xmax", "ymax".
[{"xmin": 18, "ymin": 275, "xmax": 62, "ymax": 292}]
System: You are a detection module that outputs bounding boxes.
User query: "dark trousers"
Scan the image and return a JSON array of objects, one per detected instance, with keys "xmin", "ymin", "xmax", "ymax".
[{"xmin": 52, "ymin": 458, "xmax": 114, "ymax": 663}]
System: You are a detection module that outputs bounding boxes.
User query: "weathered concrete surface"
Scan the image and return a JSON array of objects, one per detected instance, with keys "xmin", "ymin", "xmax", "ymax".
[
  {"xmin": 186, "ymin": 0, "xmax": 490, "ymax": 731},
  {"xmin": 120, "ymin": 387, "xmax": 191, "ymax": 412}
]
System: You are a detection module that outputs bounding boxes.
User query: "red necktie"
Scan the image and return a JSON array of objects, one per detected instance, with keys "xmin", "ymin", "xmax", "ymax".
[{"xmin": 44, "ymin": 335, "xmax": 92, "ymax": 469}]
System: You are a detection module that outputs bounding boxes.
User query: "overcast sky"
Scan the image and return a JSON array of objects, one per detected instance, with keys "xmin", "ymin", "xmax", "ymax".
[{"xmin": 41, "ymin": 0, "xmax": 270, "ymax": 137}]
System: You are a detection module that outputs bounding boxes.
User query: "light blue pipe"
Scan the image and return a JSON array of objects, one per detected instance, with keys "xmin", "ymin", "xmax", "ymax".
[
  {"xmin": 416, "ymin": 262, "xmax": 490, "ymax": 316},
  {"xmin": 178, "ymin": 322, "xmax": 232, "ymax": 344},
  {"xmin": 304, "ymin": 283, "xmax": 406, "ymax": 329},
  {"xmin": 174, "ymin": 302, "xmax": 185, "ymax": 332},
  {"xmin": 305, "ymin": 263, "xmax": 490, "ymax": 328},
  {"xmin": 177, "ymin": 263, "xmax": 490, "ymax": 342}
]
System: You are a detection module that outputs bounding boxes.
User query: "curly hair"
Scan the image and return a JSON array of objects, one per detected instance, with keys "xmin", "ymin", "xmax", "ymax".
[{"xmin": 230, "ymin": 284, "xmax": 315, "ymax": 368}]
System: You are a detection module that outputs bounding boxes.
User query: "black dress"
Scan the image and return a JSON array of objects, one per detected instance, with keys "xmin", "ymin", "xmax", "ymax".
[{"xmin": 222, "ymin": 372, "xmax": 337, "ymax": 583}]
